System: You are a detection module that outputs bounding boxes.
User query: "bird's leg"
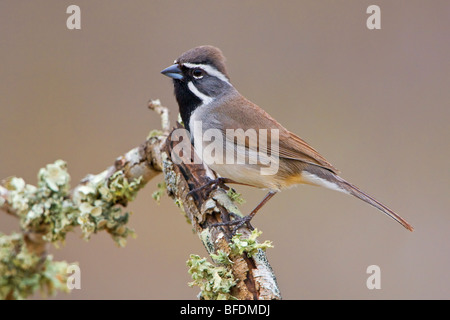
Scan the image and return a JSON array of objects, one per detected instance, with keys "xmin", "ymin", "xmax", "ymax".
[
  {"xmin": 213, "ymin": 191, "xmax": 277, "ymax": 233},
  {"xmin": 188, "ymin": 177, "xmax": 254, "ymax": 200}
]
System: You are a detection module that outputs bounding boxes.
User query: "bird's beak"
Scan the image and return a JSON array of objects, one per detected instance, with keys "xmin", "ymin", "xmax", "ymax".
[{"xmin": 161, "ymin": 64, "xmax": 183, "ymax": 80}]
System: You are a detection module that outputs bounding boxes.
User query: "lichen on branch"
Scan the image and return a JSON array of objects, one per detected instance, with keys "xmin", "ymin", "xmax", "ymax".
[
  {"xmin": 0, "ymin": 99, "xmax": 281, "ymax": 300},
  {"xmin": 187, "ymin": 229, "xmax": 274, "ymax": 300},
  {"xmin": 3, "ymin": 160, "xmax": 141, "ymax": 247},
  {"xmin": 186, "ymin": 254, "xmax": 236, "ymax": 300},
  {"xmin": 0, "ymin": 101, "xmax": 168, "ymax": 299},
  {"xmin": 0, "ymin": 232, "xmax": 73, "ymax": 300},
  {"xmin": 230, "ymin": 229, "xmax": 274, "ymax": 258}
]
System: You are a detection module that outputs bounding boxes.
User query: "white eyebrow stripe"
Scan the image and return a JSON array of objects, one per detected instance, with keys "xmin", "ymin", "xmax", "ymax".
[
  {"xmin": 182, "ymin": 62, "xmax": 231, "ymax": 85},
  {"xmin": 187, "ymin": 81, "xmax": 214, "ymax": 105}
]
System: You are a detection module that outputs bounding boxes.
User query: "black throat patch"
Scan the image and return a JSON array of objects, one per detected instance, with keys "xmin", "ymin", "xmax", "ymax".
[{"xmin": 173, "ymin": 80, "xmax": 202, "ymax": 132}]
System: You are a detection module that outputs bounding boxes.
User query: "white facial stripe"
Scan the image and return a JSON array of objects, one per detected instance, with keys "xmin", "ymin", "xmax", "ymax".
[
  {"xmin": 187, "ymin": 81, "xmax": 214, "ymax": 105},
  {"xmin": 301, "ymin": 171, "xmax": 350, "ymax": 194},
  {"xmin": 182, "ymin": 62, "xmax": 231, "ymax": 85}
]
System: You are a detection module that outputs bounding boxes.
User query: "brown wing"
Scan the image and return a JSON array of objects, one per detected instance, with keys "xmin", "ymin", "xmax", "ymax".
[
  {"xmin": 208, "ymin": 95, "xmax": 339, "ymax": 174},
  {"xmin": 278, "ymin": 130, "xmax": 339, "ymax": 173}
]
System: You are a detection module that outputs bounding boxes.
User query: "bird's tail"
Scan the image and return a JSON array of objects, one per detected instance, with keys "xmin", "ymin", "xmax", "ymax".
[{"xmin": 301, "ymin": 167, "xmax": 414, "ymax": 232}]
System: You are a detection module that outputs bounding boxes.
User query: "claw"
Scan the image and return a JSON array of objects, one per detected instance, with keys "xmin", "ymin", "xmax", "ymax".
[
  {"xmin": 212, "ymin": 215, "xmax": 254, "ymax": 235},
  {"xmin": 187, "ymin": 177, "xmax": 231, "ymax": 200},
  {"xmin": 211, "ymin": 191, "xmax": 277, "ymax": 235}
]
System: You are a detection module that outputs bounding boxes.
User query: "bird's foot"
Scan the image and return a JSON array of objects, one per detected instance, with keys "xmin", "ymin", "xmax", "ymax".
[
  {"xmin": 187, "ymin": 177, "xmax": 231, "ymax": 200},
  {"xmin": 212, "ymin": 212, "xmax": 254, "ymax": 234}
]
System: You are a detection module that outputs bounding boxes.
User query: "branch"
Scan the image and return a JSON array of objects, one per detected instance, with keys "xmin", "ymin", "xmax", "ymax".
[
  {"xmin": 162, "ymin": 126, "xmax": 281, "ymax": 300},
  {"xmin": 0, "ymin": 99, "xmax": 281, "ymax": 300},
  {"xmin": 0, "ymin": 101, "xmax": 168, "ymax": 299}
]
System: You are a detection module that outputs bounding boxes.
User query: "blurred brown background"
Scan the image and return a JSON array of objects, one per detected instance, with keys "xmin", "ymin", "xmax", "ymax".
[{"xmin": 1, "ymin": 1, "xmax": 449, "ymax": 299}]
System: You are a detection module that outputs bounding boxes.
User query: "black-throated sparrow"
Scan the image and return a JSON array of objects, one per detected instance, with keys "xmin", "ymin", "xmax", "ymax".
[{"xmin": 161, "ymin": 45, "xmax": 413, "ymax": 232}]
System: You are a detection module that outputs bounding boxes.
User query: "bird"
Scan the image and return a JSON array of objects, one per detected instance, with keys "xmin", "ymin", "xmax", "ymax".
[{"xmin": 161, "ymin": 45, "xmax": 413, "ymax": 232}]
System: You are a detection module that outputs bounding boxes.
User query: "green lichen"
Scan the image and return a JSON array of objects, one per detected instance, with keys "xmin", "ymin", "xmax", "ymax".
[
  {"xmin": 199, "ymin": 229, "xmax": 215, "ymax": 255},
  {"xmin": 151, "ymin": 181, "xmax": 166, "ymax": 204},
  {"xmin": 38, "ymin": 160, "xmax": 70, "ymax": 194},
  {"xmin": 162, "ymin": 157, "xmax": 178, "ymax": 196},
  {"xmin": 226, "ymin": 188, "xmax": 246, "ymax": 205},
  {"xmin": 0, "ymin": 232, "xmax": 73, "ymax": 300},
  {"xmin": 107, "ymin": 171, "xmax": 143, "ymax": 204},
  {"xmin": 5, "ymin": 160, "xmax": 77, "ymax": 244},
  {"xmin": 210, "ymin": 250, "xmax": 233, "ymax": 266},
  {"xmin": 72, "ymin": 170, "xmax": 141, "ymax": 247},
  {"xmin": 2, "ymin": 160, "xmax": 142, "ymax": 248},
  {"xmin": 186, "ymin": 254, "xmax": 236, "ymax": 300},
  {"xmin": 147, "ymin": 129, "xmax": 163, "ymax": 139},
  {"xmin": 0, "ymin": 159, "xmax": 148, "ymax": 299},
  {"xmin": 177, "ymin": 113, "xmax": 184, "ymax": 127},
  {"xmin": 161, "ymin": 156, "xmax": 189, "ymax": 223},
  {"xmin": 230, "ymin": 229, "xmax": 273, "ymax": 258},
  {"xmin": 174, "ymin": 198, "xmax": 184, "ymax": 209}
]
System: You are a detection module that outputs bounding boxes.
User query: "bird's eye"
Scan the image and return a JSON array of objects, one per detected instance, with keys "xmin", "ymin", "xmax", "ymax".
[{"xmin": 192, "ymin": 68, "xmax": 205, "ymax": 79}]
